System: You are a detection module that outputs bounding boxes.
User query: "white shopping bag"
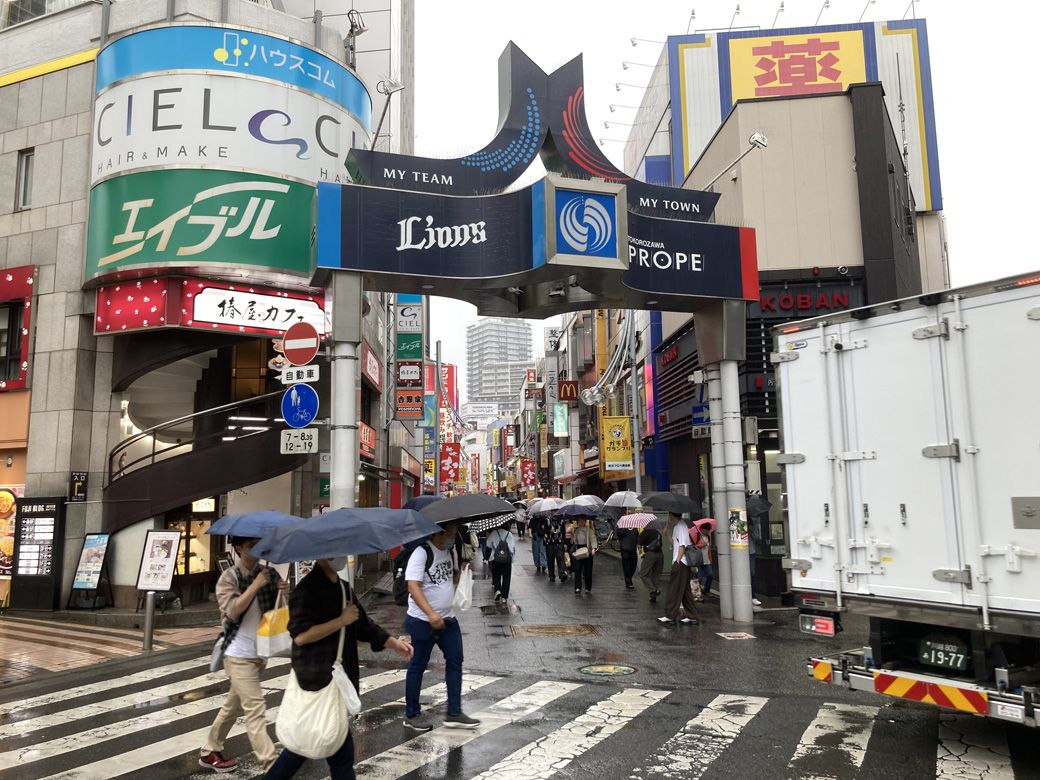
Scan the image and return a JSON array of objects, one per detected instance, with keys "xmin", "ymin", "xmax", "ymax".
[{"xmin": 452, "ymin": 566, "xmax": 473, "ymax": 611}]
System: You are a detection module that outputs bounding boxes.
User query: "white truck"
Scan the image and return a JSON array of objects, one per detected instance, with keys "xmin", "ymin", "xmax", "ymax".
[{"xmin": 772, "ymin": 271, "xmax": 1040, "ymax": 728}]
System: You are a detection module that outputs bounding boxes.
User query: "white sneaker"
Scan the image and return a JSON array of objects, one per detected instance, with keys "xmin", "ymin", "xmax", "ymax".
[{"xmin": 752, "ymin": 598, "xmax": 762, "ymax": 606}]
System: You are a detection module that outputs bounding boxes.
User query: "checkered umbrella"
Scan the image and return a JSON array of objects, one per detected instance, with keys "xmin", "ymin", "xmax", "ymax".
[
  {"xmin": 617, "ymin": 513, "xmax": 663, "ymax": 530},
  {"xmin": 467, "ymin": 512, "xmax": 516, "ymax": 535}
]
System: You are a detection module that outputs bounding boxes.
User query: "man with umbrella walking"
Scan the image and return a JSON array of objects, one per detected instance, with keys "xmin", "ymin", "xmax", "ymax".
[
  {"xmin": 544, "ymin": 512, "xmax": 568, "ymax": 584},
  {"xmin": 404, "ymin": 518, "xmax": 481, "ymax": 732},
  {"xmin": 485, "ymin": 518, "xmax": 516, "ymax": 602},
  {"xmin": 265, "ymin": 555, "xmax": 413, "ymax": 779}
]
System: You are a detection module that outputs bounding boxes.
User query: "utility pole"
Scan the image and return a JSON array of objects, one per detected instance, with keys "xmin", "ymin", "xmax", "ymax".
[
  {"xmin": 694, "ymin": 300, "xmax": 753, "ymax": 623},
  {"xmin": 627, "ymin": 310, "xmax": 642, "ymax": 493},
  {"xmin": 330, "ymin": 273, "xmax": 361, "ymax": 512},
  {"xmin": 434, "ymin": 340, "xmax": 442, "ymax": 496}
]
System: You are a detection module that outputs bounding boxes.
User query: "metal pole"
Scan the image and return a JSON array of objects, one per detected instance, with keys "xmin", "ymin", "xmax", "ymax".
[
  {"xmin": 434, "ymin": 340, "xmax": 442, "ymax": 496},
  {"xmin": 142, "ymin": 591, "xmax": 156, "ymax": 651},
  {"xmin": 100, "ymin": 0, "xmax": 112, "ymax": 44},
  {"xmin": 166, "ymin": 0, "xmax": 176, "ymax": 22},
  {"xmin": 313, "ymin": 9, "xmax": 322, "ymax": 47},
  {"xmin": 331, "ymin": 341, "xmax": 359, "ymax": 511},
  {"xmin": 628, "ymin": 311, "xmax": 643, "ymax": 493},
  {"xmin": 707, "ymin": 365, "xmax": 733, "ymax": 620},
  {"xmin": 721, "ymin": 359, "xmax": 753, "ymax": 623}
]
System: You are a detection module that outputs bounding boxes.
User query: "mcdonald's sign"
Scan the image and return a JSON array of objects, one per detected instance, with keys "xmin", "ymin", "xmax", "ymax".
[{"xmin": 558, "ymin": 381, "xmax": 580, "ymax": 403}]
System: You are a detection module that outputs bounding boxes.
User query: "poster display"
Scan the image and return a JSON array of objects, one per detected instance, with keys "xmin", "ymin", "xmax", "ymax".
[
  {"xmin": 0, "ymin": 486, "xmax": 22, "ymax": 580},
  {"xmin": 601, "ymin": 416, "xmax": 634, "ymax": 473},
  {"xmin": 15, "ymin": 503, "xmax": 57, "ymax": 576},
  {"xmin": 72, "ymin": 533, "xmax": 110, "ymax": 590},
  {"xmin": 136, "ymin": 530, "xmax": 183, "ymax": 591}
]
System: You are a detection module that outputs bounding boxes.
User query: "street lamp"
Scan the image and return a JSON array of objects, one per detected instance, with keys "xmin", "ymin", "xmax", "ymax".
[
  {"xmin": 615, "ymin": 82, "xmax": 643, "ymax": 92},
  {"xmin": 630, "ymin": 38, "xmax": 664, "ymax": 46},
  {"xmin": 701, "ymin": 131, "xmax": 768, "ymax": 190},
  {"xmin": 371, "ymin": 78, "xmax": 405, "ymax": 151}
]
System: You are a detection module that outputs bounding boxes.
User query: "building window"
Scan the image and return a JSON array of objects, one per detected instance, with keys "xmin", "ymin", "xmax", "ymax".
[
  {"xmin": 1, "ymin": 302, "xmax": 24, "ymax": 382},
  {"xmin": 15, "ymin": 149, "xmax": 33, "ymax": 211}
]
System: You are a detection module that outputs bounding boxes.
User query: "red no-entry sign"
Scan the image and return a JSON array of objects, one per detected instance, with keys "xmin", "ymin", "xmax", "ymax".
[{"xmin": 282, "ymin": 322, "xmax": 320, "ymax": 366}]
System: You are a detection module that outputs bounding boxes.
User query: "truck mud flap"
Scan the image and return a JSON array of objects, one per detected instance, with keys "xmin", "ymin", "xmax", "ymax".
[{"xmin": 807, "ymin": 656, "xmax": 1037, "ymax": 728}]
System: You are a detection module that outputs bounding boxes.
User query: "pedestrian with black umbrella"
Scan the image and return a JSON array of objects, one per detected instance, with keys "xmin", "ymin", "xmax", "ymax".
[
  {"xmin": 250, "ymin": 508, "xmax": 431, "ymax": 780},
  {"xmin": 640, "ymin": 493, "xmax": 701, "ymax": 628}
]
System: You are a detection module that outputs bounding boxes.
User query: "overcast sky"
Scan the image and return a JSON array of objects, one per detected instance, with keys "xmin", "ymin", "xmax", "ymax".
[{"xmin": 412, "ymin": 0, "xmax": 1040, "ymax": 401}]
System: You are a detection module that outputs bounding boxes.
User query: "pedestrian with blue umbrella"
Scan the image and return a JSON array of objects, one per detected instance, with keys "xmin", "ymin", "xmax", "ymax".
[
  {"xmin": 200, "ymin": 511, "xmax": 301, "ymax": 774},
  {"xmin": 251, "ymin": 509, "xmax": 432, "ymax": 780}
]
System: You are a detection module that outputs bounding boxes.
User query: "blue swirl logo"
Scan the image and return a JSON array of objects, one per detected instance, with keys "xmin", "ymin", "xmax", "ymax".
[{"xmin": 559, "ymin": 195, "xmax": 613, "ymax": 254}]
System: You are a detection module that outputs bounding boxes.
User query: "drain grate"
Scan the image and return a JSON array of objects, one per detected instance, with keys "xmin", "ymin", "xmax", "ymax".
[{"xmin": 510, "ymin": 623, "xmax": 599, "ymax": 638}]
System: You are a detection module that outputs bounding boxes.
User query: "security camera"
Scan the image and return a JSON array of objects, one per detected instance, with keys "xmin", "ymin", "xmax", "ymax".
[
  {"xmin": 749, "ymin": 132, "xmax": 768, "ymax": 149},
  {"xmin": 687, "ymin": 369, "xmax": 707, "ymax": 384},
  {"xmin": 837, "ymin": 265, "xmax": 849, "ymax": 275}
]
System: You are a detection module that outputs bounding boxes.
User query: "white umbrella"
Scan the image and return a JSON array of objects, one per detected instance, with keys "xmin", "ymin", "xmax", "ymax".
[
  {"xmin": 529, "ymin": 496, "xmax": 566, "ymax": 514},
  {"xmin": 604, "ymin": 490, "xmax": 643, "ymax": 509},
  {"xmin": 565, "ymin": 495, "xmax": 605, "ymax": 510}
]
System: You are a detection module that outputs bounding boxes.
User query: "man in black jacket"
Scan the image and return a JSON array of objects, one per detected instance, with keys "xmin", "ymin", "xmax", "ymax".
[
  {"xmin": 543, "ymin": 513, "xmax": 568, "ymax": 583},
  {"xmin": 617, "ymin": 527, "xmax": 639, "ymax": 590},
  {"xmin": 528, "ymin": 513, "xmax": 548, "ymax": 574},
  {"xmin": 264, "ymin": 557, "xmax": 412, "ymax": 779}
]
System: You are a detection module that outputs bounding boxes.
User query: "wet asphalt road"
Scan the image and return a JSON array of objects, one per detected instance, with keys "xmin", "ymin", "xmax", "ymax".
[{"xmin": 1, "ymin": 543, "xmax": 1037, "ymax": 779}]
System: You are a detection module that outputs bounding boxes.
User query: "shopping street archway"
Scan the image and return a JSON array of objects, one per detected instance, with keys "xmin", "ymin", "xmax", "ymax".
[{"xmin": 315, "ymin": 42, "xmax": 759, "ymax": 319}]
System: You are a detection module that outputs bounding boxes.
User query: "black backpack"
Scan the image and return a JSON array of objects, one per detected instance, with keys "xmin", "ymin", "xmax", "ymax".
[
  {"xmin": 492, "ymin": 533, "xmax": 512, "ymax": 564},
  {"xmin": 392, "ymin": 541, "xmax": 434, "ymax": 606}
]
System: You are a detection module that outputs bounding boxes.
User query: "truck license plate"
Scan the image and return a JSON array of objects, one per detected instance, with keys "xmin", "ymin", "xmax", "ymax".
[{"xmin": 918, "ymin": 638, "xmax": 968, "ymax": 672}]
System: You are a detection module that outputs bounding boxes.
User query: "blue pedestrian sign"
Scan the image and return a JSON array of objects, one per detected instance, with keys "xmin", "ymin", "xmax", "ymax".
[{"xmin": 282, "ymin": 383, "xmax": 320, "ymax": 429}]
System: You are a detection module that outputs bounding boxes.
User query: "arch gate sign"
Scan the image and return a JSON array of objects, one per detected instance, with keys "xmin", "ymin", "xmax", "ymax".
[{"xmin": 315, "ymin": 43, "xmax": 758, "ymax": 318}]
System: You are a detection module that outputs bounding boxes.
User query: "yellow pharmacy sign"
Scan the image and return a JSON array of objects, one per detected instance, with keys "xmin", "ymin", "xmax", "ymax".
[{"xmin": 729, "ymin": 30, "xmax": 867, "ymax": 103}]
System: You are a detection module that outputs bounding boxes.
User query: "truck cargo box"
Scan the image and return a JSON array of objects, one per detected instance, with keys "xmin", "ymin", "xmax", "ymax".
[{"xmin": 774, "ymin": 273, "xmax": 1040, "ymax": 623}]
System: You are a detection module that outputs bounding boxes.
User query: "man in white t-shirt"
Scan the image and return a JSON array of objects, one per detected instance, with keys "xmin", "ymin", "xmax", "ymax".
[
  {"xmin": 403, "ymin": 519, "xmax": 481, "ymax": 733},
  {"xmin": 657, "ymin": 514, "xmax": 701, "ymax": 628}
]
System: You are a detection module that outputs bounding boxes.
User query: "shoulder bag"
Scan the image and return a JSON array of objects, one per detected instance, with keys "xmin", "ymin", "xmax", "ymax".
[{"xmin": 275, "ymin": 581, "xmax": 361, "ymax": 759}]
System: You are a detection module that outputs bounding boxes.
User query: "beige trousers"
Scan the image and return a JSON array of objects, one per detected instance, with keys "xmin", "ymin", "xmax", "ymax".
[{"xmin": 203, "ymin": 656, "xmax": 278, "ymax": 769}]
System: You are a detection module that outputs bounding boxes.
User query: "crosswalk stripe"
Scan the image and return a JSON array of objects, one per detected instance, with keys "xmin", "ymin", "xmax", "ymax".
[
  {"xmin": 630, "ymin": 693, "xmax": 769, "ymax": 779},
  {"xmin": 38, "ymin": 672, "xmax": 498, "ymax": 780},
  {"xmin": 0, "ymin": 620, "xmax": 153, "ymax": 650},
  {"xmin": 473, "ymin": 687, "xmax": 670, "ymax": 780},
  {"xmin": 935, "ymin": 713, "xmax": 1015, "ymax": 779},
  {"xmin": 0, "ymin": 628, "xmax": 140, "ymax": 658},
  {"xmin": 0, "ymin": 658, "xmax": 292, "ymax": 740},
  {"xmin": 354, "ymin": 680, "xmax": 581, "ymax": 779},
  {"xmin": 0, "ymin": 655, "xmax": 210, "ymax": 718},
  {"xmin": 787, "ymin": 702, "xmax": 879, "ymax": 778}
]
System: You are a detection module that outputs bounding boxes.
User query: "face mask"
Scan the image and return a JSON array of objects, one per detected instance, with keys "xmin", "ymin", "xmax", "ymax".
[{"xmin": 327, "ymin": 556, "xmax": 349, "ymax": 571}]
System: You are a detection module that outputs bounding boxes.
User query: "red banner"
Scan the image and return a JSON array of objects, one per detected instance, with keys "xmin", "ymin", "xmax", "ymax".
[
  {"xmin": 359, "ymin": 421, "xmax": 377, "ymax": 460},
  {"xmin": 521, "ymin": 459, "xmax": 537, "ymax": 489},
  {"xmin": 439, "ymin": 443, "xmax": 463, "ymax": 488}
]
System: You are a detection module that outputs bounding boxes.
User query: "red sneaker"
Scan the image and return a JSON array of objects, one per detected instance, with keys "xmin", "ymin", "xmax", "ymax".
[{"xmin": 199, "ymin": 751, "xmax": 237, "ymax": 773}]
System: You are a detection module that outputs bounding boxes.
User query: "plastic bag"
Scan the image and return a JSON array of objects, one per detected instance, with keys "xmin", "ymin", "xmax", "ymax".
[
  {"xmin": 257, "ymin": 593, "xmax": 292, "ymax": 658},
  {"xmin": 452, "ymin": 566, "xmax": 473, "ymax": 612},
  {"xmin": 332, "ymin": 661, "xmax": 362, "ymax": 715}
]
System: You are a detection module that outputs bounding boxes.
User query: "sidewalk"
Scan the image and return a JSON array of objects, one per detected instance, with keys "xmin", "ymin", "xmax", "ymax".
[{"xmin": 0, "ymin": 613, "xmax": 218, "ymax": 686}]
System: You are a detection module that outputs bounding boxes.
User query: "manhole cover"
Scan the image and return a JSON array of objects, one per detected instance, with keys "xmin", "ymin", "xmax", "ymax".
[
  {"xmin": 580, "ymin": 664, "xmax": 637, "ymax": 676},
  {"xmin": 510, "ymin": 623, "xmax": 599, "ymax": 638}
]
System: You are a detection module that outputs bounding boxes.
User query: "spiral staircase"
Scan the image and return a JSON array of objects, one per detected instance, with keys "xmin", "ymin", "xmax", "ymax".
[{"xmin": 102, "ymin": 330, "xmax": 306, "ymax": 534}]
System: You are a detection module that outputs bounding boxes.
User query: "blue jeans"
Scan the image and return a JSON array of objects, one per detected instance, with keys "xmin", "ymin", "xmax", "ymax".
[
  {"xmin": 531, "ymin": 537, "xmax": 547, "ymax": 568},
  {"xmin": 699, "ymin": 563, "xmax": 714, "ymax": 594},
  {"xmin": 264, "ymin": 731, "xmax": 354, "ymax": 780},
  {"xmin": 405, "ymin": 615, "xmax": 463, "ymax": 718}
]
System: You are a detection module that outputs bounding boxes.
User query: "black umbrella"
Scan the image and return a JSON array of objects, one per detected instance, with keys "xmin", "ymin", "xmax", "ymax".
[
  {"xmin": 639, "ymin": 491, "xmax": 699, "ymax": 515},
  {"xmin": 419, "ymin": 494, "xmax": 517, "ymax": 525},
  {"xmin": 404, "ymin": 495, "xmax": 443, "ymax": 511}
]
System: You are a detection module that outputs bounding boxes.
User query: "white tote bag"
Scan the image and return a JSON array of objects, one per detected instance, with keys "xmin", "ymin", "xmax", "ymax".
[
  {"xmin": 452, "ymin": 566, "xmax": 473, "ymax": 612},
  {"xmin": 276, "ymin": 582, "xmax": 359, "ymax": 758}
]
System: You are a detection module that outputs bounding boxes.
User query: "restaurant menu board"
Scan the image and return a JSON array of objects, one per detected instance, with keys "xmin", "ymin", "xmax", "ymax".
[
  {"xmin": 72, "ymin": 533, "xmax": 110, "ymax": 590},
  {"xmin": 15, "ymin": 501, "xmax": 58, "ymax": 576},
  {"xmin": 136, "ymin": 530, "xmax": 182, "ymax": 592}
]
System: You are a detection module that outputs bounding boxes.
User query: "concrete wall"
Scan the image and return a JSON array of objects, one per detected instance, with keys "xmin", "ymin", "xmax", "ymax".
[{"xmin": 688, "ymin": 94, "xmax": 865, "ymax": 275}]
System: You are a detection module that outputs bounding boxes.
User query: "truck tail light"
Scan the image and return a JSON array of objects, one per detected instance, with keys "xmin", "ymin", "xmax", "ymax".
[{"xmin": 799, "ymin": 613, "xmax": 836, "ymax": 637}]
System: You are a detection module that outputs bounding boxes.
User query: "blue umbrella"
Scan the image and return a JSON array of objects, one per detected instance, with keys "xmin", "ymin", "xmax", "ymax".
[
  {"xmin": 555, "ymin": 503, "xmax": 599, "ymax": 519},
  {"xmin": 404, "ymin": 495, "xmax": 443, "ymax": 511},
  {"xmin": 251, "ymin": 508, "xmax": 441, "ymax": 564},
  {"xmin": 206, "ymin": 510, "xmax": 302, "ymax": 539}
]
